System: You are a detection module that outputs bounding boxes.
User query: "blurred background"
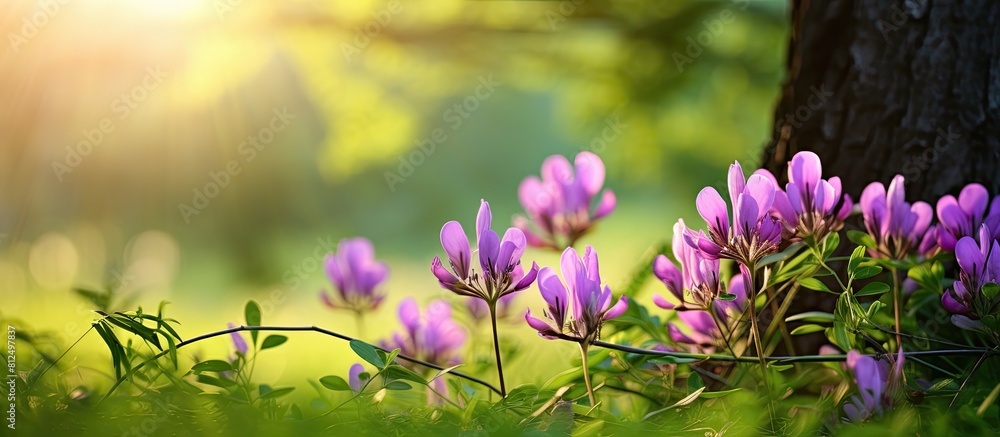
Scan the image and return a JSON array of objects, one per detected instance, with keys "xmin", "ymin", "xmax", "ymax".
[{"xmin": 0, "ymin": 0, "xmax": 788, "ymax": 390}]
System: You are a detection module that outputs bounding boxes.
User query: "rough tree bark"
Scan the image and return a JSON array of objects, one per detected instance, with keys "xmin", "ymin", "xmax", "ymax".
[{"xmin": 760, "ymin": 0, "xmax": 1000, "ymax": 353}]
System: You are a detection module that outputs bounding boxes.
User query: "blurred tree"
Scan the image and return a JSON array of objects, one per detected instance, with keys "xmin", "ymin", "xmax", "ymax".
[{"xmin": 760, "ymin": 0, "xmax": 1000, "ymax": 352}]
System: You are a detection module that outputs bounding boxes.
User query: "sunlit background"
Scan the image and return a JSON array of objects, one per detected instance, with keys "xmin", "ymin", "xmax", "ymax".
[{"xmin": 1, "ymin": 0, "xmax": 788, "ymax": 394}]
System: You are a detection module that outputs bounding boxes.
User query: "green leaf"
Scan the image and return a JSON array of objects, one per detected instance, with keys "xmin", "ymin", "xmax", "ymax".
[
  {"xmin": 759, "ymin": 242, "xmax": 805, "ymax": 267},
  {"xmin": 385, "ymin": 365, "xmax": 428, "ymax": 385},
  {"xmin": 245, "ymin": 300, "xmax": 262, "ymax": 345},
  {"xmin": 197, "ymin": 374, "xmax": 237, "ymax": 388},
  {"xmin": 648, "ymin": 355, "xmax": 702, "ymax": 365},
  {"xmin": 429, "ymin": 364, "xmax": 462, "ymax": 382},
  {"xmin": 260, "ymin": 335, "xmax": 287, "ymax": 350},
  {"xmin": 852, "ymin": 265, "xmax": 883, "ymax": 280},
  {"xmin": 978, "ymin": 383, "xmax": 1000, "ymax": 417},
  {"xmin": 319, "ymin": 375, "xmax": 352, "ymax": 391},
  {"xmin": 192, "ymin": 360, "xmax": 233, "ymax": 373},
  {"xmin": 790, "ymin": 324, "xmax": 826, "ymax": 335},
  {"xmin": 848, "ymin": 246, "xmax": 868, "ymax": 272},
  {"xmin": 260, "ymin": 386, "xmax": 295, "ymax": 399},
  {"xmin": 982, "ymin": 282, "xmax": 1000, "ymax": 302},
  {"xmin": 687, "ymin": 373, "xmax": 704, "ymax": 392},
  {"xmin": 384, "ymin": 381, "xmax": 411, "ymax": 390},
  {"xmin": 74, "ymin": 287, "xmax": 111, "ymax": 311},
  {"xmin": 715, "ymin": 293, "xmax": 737, "ymax": 302},
  {"xmin": 855, "ymin": 282, "xmax": 890, "ymax": 297},
  {"xmin": 785, "ymin": 311, "xmax": 835, "ymax": 323},
  {"xmin": 671, "ymin": 387, "xmax": 705, "ymax": 407},
  {"xmin": 768, "ymin": 362, "xmax": 794, "ymax": 371},
  {"xmin": 350, "ymin": 340, "xmax": 385, "ymax": 368},
  {"xmin": 798, "ymin": 277, "xmax": 833, "ymax": 293},
  {"xmin": 821, "ymin": 232, "xmax": 840, "ymax": 259},
  {"xmin": 847, "ymin": 230, "xmax": 877, "ymax": 250},
  {"xmin": 699, "ymin": 388, "xmax": 742, "ymax": 399}
]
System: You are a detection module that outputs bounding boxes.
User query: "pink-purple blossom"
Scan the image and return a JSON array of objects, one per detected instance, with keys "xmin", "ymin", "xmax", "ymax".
[
  {"xmin": 524, "ymin": 246, "xmax": 628, "ymax": 343},
  {"xmin": 514, "ymin": 152, "xmax": 616, "ymax": 250},
  {"xmin": 941, "ymin": 225, "xmax": 1000, "ymax": 329},
  {"xmin": 320, "ymin": 237, "xmax": 389, "ymax": 313},
  {"xmin": 381, "ymin": 298, "xmax": 467, "ymax": 368},
  {"xmin": 686, "ymin": 161, "xmax": 782, "ymax": 267},
  {"xmin": 432, "ymin": 200, "xmax": 539, "ymax": 304},
  {"xmin": 755, "ymin": 151, "xmax": 852, "ymax": 241},
  {"xmin": 935, "ymin": 183, "xmax": 1000, "ymax": 252},
  {"xmin": 859, "ymin": 175, "xmax": 933, "ymax": 259},
  {"xmin": 843, "ymin": 349, "xmax": 905, "ymax": 422}
]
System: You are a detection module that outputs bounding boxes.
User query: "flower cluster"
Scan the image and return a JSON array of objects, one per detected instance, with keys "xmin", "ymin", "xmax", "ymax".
[
  {"xmin": 686, "ymin": 161, "xmax": 782, "ymax": 267},
  {"xmin": 941, "ymin": 225, "xmax": 1000, "ymax": 330},
  {"xmin": 524, "ymin": 246, "xmax": 628, "ymax": 344},
  {"xmin": 380, "ymin": 298, "xmax": 466, "ymax": 368},
  {"xmin": 320, "ymin": 237, "xmax": 389, "ymax": 314},
  {"xmin": 843, "ymin": 349, "xmax": 905, "ymax": 422},
  {"xmin": 935, "ymin": 183, "xmax": 1000, "ymax": 252},
  {"xmin": 514, "ymin": 152, "xmax": 616, "ymax": 250},
  {"xmin": 860, "ymin": 176, "xmax": 934, "ymax": 259},
  {"xmin": 756, "ymin": 151, "xmax": 852, "ymax": 241},
  {"xmin": 432, "ymin": 200, "xmax": 539, "ymax": 304}
]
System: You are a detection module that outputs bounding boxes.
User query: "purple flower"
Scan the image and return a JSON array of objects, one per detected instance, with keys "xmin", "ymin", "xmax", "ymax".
[
  {"xmin": 514, "ymin": 152, "xmax": 616, "ymax": 250},
  {"xmin": 686, "ymin": 161, "xmax": 782, "ymax": 267},
  {"xmin": 652, "ymin": 219, "xmax": 723, "ymax": 310},
  {"xmin": 941, "ymin": 225, "xmax": 1000, "ymax": 328},
  {"xmin": 227, "ymin": 322, "xmax": 248, "ymax": 355},
  {"xmin": 843, "ymin": 348, "xmax": 905, "ymax": 422},
  {"xmin": 466, "ymin": 293, "xmax": 516, "ymax": 323},
  {"xmin": 319, "ymin": 237, "xmax": 389, "ymax": 313},
  {"xmin": 348, "ymin": 363, "xmax": 365, "ymax": 392},
  {"xmin": 381, "ymin": 298, "xmax": 466, "ymax": 368},
  {"xmin": 860, "ymin": 175, "xmax": 933, "ymax": 259},
  {"xmin": 524, "ymin": 246, "xmax": 628, "ymax": 343},
  {"xmin": 755, "ymin": 152, "xmax": 853, "ymax": 241},
  {"xmin": 432, "ymin": 200, "xmax": 539, "ymax": 305},
  {"xmin": 666, "ymin": 272, "xmax": 747, "ymax": 348},
  {"xmin": 935, "ymin": 183, "xmax": 1000, "ymax": 252}
]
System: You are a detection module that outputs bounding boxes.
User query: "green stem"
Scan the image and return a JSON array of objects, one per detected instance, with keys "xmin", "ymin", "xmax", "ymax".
[
  {"xmin": 746, "ymin": 263, "xmax": 776, "ymax": 430},
  {"xmin": 579, "ymin": 343, "xmax": 596, "ymax": 406},
  {"xmin": 890, "ymin": 266, "xmax": 903, "ymax": 350},
  {"xmin": 489, "ymin": 301, "xmax": 507, "ymax": 397}
]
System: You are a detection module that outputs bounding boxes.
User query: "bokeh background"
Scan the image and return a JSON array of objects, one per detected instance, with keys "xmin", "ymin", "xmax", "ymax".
[{"xmin": 0, "ymin": 0, "xmax": 788, "ymax": 395}]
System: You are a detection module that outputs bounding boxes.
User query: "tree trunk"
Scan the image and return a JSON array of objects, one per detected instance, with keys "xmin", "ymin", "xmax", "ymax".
[{"xmin": 760, "ymin": 0, "xmax": 1000, "ymax": 353}]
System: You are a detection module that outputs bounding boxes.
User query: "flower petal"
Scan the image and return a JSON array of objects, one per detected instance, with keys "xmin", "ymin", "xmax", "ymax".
[
  {"xmin": 745, "ymin": 174, "xmax": 776, "ymax": 220},
  {"xmin": 696, "ymin": 187, "xmax": 730, "ymax": 237},
  {"xmin": 593, "ymin": 189, "xmax": 616, "ymax": 219},
  {"xmin": 497, "ymin": 227, "xmax": 527, "ymax": 271},
  {"xmin": 399, "ymin": 298, "xmax": 420, "ymax": 332},
  {"xmin": 575, "ymin": 151, "xmax": 606, "ymax": 197},
  {"xmin": 440, "ymin": 221, "xmax": 471, "ymax": 279},
  {"xmin": 653, "ymin": 254, "xmax": 683, "ymax": 299},
  {"xmin": 603, "ymin": 295, "xmax": 628, "ymax": 320},
  {"xmin": 789, "ymin": 151, "xmax": 822, "ymax": 193},
  {"xmin": 478, "ymin": 230, "xmax": 501, "ymax": 277},
  {"xmin": 348, "ymin": 363, "xmax": 364, "ymax": 392},
  {"xmin": 476, "ymin": 199, "xmax": 492, "ymax": 244},
  {"xmin": 959, "ymin": 183, "xmax": 989, "ymax": 218}
]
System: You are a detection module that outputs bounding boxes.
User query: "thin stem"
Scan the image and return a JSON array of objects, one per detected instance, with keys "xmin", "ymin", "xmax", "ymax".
[
  {"xmin": 579, "ymin": 343, "xmax": 596, "ymax": 406},
  {"xmin": 99, "ymin": 324, "xmax": 502, "ymax": 404},
  {"xmin": 746, "ymin": 263, "xmax": 776, "ymax": 429},
  {"xmin": 488, "ymin": 301, "xmax": 507, "ymax": 397},
  {"xmin": 890, "ymin": 266, "xmax": 903, "ymax": 350},
  {"xmin": 31, "ymin": 325, "xmax": 95, "ymax": 387}
]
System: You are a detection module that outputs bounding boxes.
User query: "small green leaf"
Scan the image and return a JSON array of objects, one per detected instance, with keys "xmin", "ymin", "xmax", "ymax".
[
  {"xmin": 699, "ymin": 388, "xmax": 742, "ymax": 399},
  {"xmin": 373, "ymin": 388, "xmax": 388, "ymax": 403},
  {"xmin": 848, "ymin": 246, "xmax": 867, "ymax": 272},
  {"xmin": 759, "ymin": 242, "xmax": 805, "ymax": 267},
  {"xmin": 384, "ymin": 381, "xmax": 411, "ymax": 390},
  {"xmin": 260, "ymin": 386, "xmax": 295, "ymax": 399},
  {"xmin": 429, "ymin": 364, "xmax": 462, "ymax": 382},
  {"xmin": 855, "ymin": 282, "xmax": 890, "ymax": 297},
  {"xmin": 350, "ymin": 340, "xmax": 385, "ymax": 368},
  {"xmin": 245, "ymin": 300, "xmax": 262, "ymax": 345},
  {"xmin": 790, "ymin": 324, "xmax": 826, "ymax": 335},
  {"xmin": 822, "ymin": 232, "xmax": 840, "ymax": 259},
  {"xmin": 670, "ymin": 386, "xmax": 705, "ymax": 407},
  {"xmin": 785, "ymin": 311, "xmax": 835, "ymax": 323},
  {"xmin": 847, "ymin": 230, "xmax": 877, "ymax": 250},
  {"xmin": 768, "ymin": 362, "xmax": 794, "ymax": 371},
  {"xmin": 798, "ymin": 278, "xmax": 833, "ymax": 293},
  {"xmin": 715, "ymin": 293, "xmax": 737, "ymax": 302},
  {"xmin": 648, "ymin": 355, "xmax": 701, "ymax": 365},
  {"xmin": 982, "ymin": 282, "xmax": 1000, "ymax": 301},
  {"xmin": 197, "ymin": 374, "xmax": 237, "ymax": 388},
  {"xmin": 260, "ymin": 335, "xmax": 287, "ymax": 350},
  {"xmin": 319, "ymin": 375, "xmax": 352, "ymax": 391},
  {"xmin": 192, "ymin": 360, "xmax": 233, "ymax": 373},
  {"xmin": 853, "ymin": 265, "xmax": 883, "ymax": 280},
  {"xmin": 687, "ymin": 373, "xmax": 704, "ymax": 392},
  {"xmin": 385, "ymin": 365, "xmax": 428, "ymax": 385}
]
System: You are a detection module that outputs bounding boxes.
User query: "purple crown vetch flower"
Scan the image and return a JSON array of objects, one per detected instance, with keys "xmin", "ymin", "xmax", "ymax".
[
  {"xmin": 935, "ymin": 183, "xmax": 1000, "ymax": 252},
  {"xmin": 860, "ymin": 175, "xmax": 933, "ymax": 259},
  {"xmin": 380, "ymin": 298, "xmax": 467, "ymax": 368},
  {"xmin": 686, "ymin": 161, "xmax": 782, "ymax": 267},
  {"xmin": 347, "ymin": 363, "xmax": 365, "ymax": 393},
  {"xmin": 652, "ymin": 219, "xmax": 725, "ymax": 310},
  {"xmin": 432, "ymin": 200, "xmax": 539, "ymax": 304},
  {"xmin": 319, "ymin": 237, "xmax": 389, "ymax": 313},
  {"xmin": 524, "ymin": 246, "xmax": 628, "ymax": 343},
  {"xmin": 755, "ymin": 151, "xmax": 853, "ymax": 241},
  {"xmin": 514, "ymin": 152, "xmax": 616, "ymax": 250},
  {"xmin": 667, "ymin": 273, "xmax": 747, "ymax": 348},
  {"xmin": 941, "ymin": 225, "xmax": 1000, "ymax": 330},
  {"xmin": 843, "ymin": 349, "xmax": 905, "ymax": 422}
]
